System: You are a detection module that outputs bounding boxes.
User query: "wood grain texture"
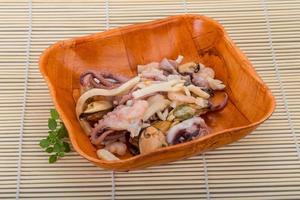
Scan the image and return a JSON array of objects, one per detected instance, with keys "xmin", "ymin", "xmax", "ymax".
[{"xmin": 39, "ymin": 14, "xmax": 275, "ymax": 171}]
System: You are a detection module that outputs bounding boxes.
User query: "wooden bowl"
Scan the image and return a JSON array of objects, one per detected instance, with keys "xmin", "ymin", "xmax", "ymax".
[{"xmin": 39, "ymin": 15, "xmax": 275, "ymax": 171}]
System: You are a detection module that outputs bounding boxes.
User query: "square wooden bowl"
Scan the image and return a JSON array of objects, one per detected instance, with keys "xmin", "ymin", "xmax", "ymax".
[{"xmin": 39, "ymin": 15, "xmax": 275, "ymax": 171}]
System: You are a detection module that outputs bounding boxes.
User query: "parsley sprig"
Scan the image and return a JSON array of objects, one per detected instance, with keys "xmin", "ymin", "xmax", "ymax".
[{"xmin": 39, "ymin": 109, "xmax": 71, "ymax": 163}]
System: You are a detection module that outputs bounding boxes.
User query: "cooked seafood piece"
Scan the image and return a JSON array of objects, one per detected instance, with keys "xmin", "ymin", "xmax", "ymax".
[
  {"xmin": 166, "ymin": 117, "xmax": 208, "ymax": 145},
  {"xmin": 139, "ymin": 126, "xmax": 168, "ymax": 154},
  {"xmin": 76, "ymin": 56, "xmax": 227, "ymax": 160}
]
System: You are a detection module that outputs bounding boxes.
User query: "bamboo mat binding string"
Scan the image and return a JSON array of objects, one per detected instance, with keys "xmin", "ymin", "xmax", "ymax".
[
  {"xmin": 183, "ymin": 1, "xmax": 211, "ymax": 199},
  {"xmin": 15, "ymin": 0, "xmax": 32, "ymax": 199},
  {"xmin": 202, "ymin": 154, "xmax": 211, "ymax": 200},
  {"xmin": 105, "ymin": 0, "xmax": 116, "ymax": 199},
  {"xmin": 260, "ymin": 0, "xmax": 300, "ymax": 159}
]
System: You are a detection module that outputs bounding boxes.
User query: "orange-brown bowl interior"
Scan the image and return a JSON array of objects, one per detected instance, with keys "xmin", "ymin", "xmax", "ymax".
[{"xmin": 39, "ymin": 15, "xmax": 275, "ymax": 171}]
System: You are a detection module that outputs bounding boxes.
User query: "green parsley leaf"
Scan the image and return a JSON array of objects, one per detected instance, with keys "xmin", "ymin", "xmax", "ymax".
[
  {"xmin": 53, "ymin": 142, "xmax": 62, "ymax": 153},
  {"xmin": 63, "ymin": 142, "xmax": 71, "ymax": 153},
  {"xmin": 48, "ymin": 133, "xmax": 57, "ymax": 145},
  {"xmin": 49, "ymin": 154, "xmax": 57, "ymax": 163},
  {"xmin": 39, "ymin": 139, "xmax": 50, "ymax": 148},
  {"xmin": 40, "ymin": 108, "xmax": 71, "ymax": 164},
  {"xmin": 58, "ymin": 125, "xmax": 68, "ymax": 138},
  {"xmin": 45, "ymin": 147, "xmax": 54, "ymax": 153},
  {"xmin": 48, "ymin": 118, "xmax": 57, "ymax": 130},
  {"xmin": 50, "ymin": 109, "xmax": 59, "ymax": 120},
  {"xmin": 48, "ymin": 131, "xmax": 56, "ymax": 138},
  {"xmin": 57, "ymin": 152, "xmax": 65, "ymax": 157}
]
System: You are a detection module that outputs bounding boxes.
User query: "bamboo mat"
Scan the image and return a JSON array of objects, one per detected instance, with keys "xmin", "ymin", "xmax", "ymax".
[{"xmin": 0, "ymin": 0, "xmax": 300, "ymax": 199}]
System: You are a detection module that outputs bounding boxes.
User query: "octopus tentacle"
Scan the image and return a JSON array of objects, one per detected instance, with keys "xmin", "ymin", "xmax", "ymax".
[
  {"xmin": 91, "ymin": 129, "xmax": 114, "ymax": 145},
  {"xmin": 80, "ymin": 71, "xmax": 128, "ymax": 90}
]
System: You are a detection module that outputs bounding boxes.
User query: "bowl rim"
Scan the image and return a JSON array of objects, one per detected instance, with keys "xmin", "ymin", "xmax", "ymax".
[{"xmin": 39, "ymin": 14, "xmax": 276, "ymax": 166}]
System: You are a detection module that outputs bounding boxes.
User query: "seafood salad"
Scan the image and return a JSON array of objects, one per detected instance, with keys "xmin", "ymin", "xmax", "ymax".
[{"xmin": 76, "ymin": 56, "xmax": 228, "ymax": 161}]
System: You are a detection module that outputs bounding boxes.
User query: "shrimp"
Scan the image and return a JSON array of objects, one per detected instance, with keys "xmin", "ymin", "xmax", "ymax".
[
  {"xmin": 167, "ymin": 92, "xmax": 208, "ymax": 107},
  {"xmin": 105, "ymin": 141, "xmax": 127, "ymax": 156},
  {"xmin": 192, "ymin": 74, "xmax": 209, "ymax": 88},
  {"xmin": 201, "ymin": 67, "xmax": 215, "ymax": 78},
  {"xmin": 140, "ymin": 67, "xmax": 167, "ymax": 81},
  {"xmin": 137, "ymin": 62, "xmax": 160, "ymax": 73},
  {"xmin": 118, "ymin": 100, "xmax": 149, "ymax": 120},
  {"xmin": 90, "ymin": 100, "xmax": 149, "ymax": 144},
  {"xmin": 159, "ymin": 58, "xmax": 179, "ymax": 75},
  {"xmin": 168, "ymin": 92, "xmax": 195, "ymax": 104},
  {"xmin": 191, "ymin": 65, "xmax": 215, "ymax": 88}
]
